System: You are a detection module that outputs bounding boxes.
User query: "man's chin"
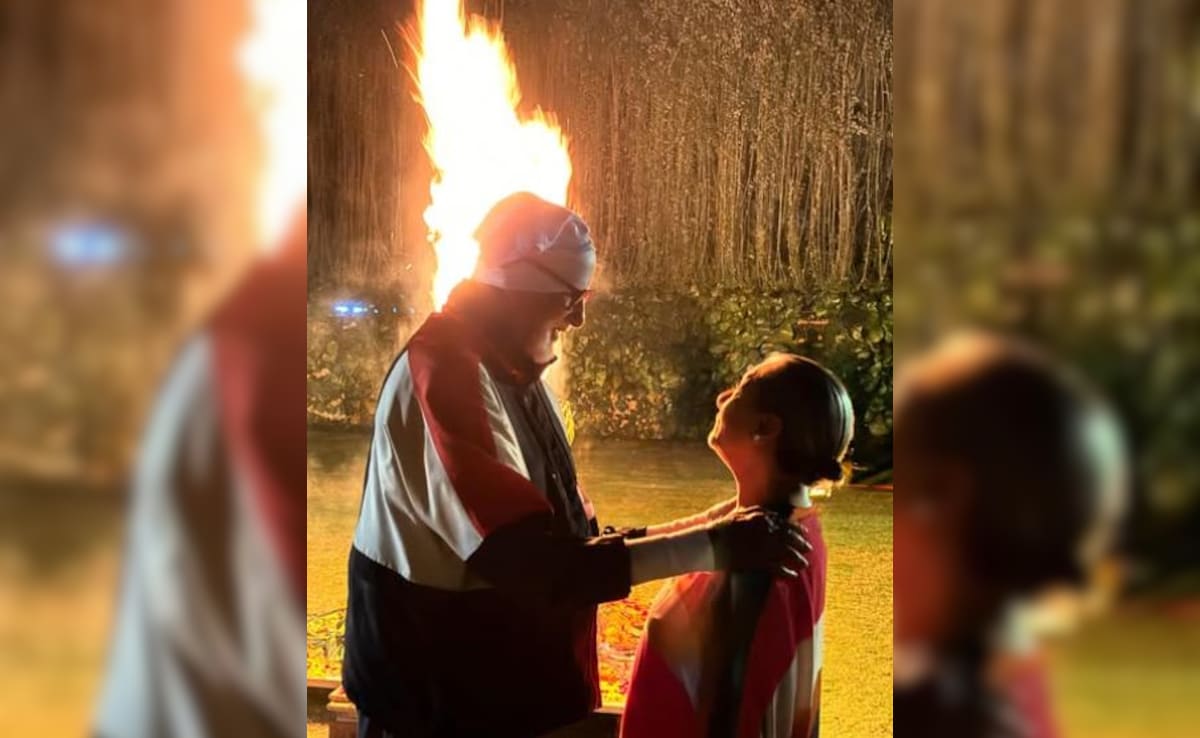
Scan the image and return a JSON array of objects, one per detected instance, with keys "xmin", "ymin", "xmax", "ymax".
[
  {"xmin": 527, "ymin": 334, "xmax": 561, "ymax": 366},
  {"xmin": 526, "ymin": 348, "xmax": 558, "ymax": 367}
]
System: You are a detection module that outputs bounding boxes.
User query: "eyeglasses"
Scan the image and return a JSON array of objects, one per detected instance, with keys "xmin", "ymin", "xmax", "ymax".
[{"xmin": 519, "ymin": 259, "xmax": 594, "ymax": 312}]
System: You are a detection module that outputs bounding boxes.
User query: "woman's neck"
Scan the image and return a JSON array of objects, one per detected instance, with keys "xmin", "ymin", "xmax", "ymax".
[{"xmin": 736, "ymin": 473, "xmax": 811, "ymax": 512}]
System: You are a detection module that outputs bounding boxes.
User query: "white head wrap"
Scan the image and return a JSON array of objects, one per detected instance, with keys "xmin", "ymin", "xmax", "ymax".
[{"xmin": 472, "ymin": 192, "xmax": 596, "ymax": 293}]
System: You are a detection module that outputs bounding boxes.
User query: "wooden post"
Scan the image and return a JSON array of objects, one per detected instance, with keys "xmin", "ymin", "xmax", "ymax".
[{"xmin": 326, "ymin": 685, "xmax": 358, "ymax": 738}]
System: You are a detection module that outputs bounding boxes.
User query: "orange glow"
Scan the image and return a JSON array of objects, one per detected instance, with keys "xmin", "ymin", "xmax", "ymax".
[
  {"xmin": 412, "ymin": 0, "xmax": 573, "ymax": 308},
  {"xmin": 240, "ymin": 0, "xmax": 306, "ymax": 249}
]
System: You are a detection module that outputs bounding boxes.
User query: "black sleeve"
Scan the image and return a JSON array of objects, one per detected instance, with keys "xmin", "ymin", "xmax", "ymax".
[{"xmin": 466, "ymin": 515, "xmax": 633, "ymax": 605}]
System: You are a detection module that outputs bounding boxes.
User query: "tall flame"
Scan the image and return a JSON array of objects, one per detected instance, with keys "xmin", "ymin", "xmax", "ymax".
[
  {"xmin": 413, "ymin": 0, "xmax": 573, "ymax": 308},
  {"xmin": 240, "ymin": 0, "xmax": 307, "ymax": 248}
]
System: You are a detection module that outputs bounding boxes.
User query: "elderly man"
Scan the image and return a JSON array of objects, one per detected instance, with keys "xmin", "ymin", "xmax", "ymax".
[{"xmin": 343, "ymin": 193, "xmax": 809, "ymax": 738}]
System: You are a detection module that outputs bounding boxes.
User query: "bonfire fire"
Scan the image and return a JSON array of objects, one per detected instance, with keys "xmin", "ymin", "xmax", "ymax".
[{"xmin": 412, "ymin": 0, "xmax": 573, "ymax": 309}]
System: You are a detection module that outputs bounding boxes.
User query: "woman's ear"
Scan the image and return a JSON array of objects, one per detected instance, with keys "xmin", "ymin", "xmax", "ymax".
[{"xmin": 752, "ymin": 414, "xmax": 783, "ymax": 443}]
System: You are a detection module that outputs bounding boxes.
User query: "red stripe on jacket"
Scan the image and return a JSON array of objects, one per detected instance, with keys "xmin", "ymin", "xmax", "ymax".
[
  {"xmin": 405, "ymin": 312, "xmax": 553, "ymax": 537},
  {"xmin": 209, "ymin": 215, "xmax": 307, "ymax": 604}
]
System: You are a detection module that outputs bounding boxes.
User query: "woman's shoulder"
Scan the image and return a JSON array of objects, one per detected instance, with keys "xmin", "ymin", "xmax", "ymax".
[{"xmin": 649, "ymin": 571, "xmax": 723, "ymax": 620}]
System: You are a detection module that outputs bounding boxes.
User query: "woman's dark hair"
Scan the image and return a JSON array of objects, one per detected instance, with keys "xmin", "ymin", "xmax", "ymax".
[
  {"xmin": 747, "ymin": 354, "xmax": 855, "ymax": 486},
  {"xmin": 894, "ymin": 335, "xmax": 1126, "ymax": 594}
]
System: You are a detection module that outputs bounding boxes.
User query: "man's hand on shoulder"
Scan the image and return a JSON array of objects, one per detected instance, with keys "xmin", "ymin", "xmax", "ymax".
[{"xmin": 707, "ymin": 507, "xmax": 812, "ymax": 577}]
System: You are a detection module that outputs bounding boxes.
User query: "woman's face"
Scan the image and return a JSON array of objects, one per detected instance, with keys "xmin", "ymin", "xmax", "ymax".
[{"xmin": 708, "ymin": 364, "xmax": 777, "ymax": 484}]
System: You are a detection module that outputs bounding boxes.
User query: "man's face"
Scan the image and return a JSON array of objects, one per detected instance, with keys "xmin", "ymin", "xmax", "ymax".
[{"xmin": 506, "ymin": 290, "xmax": 587, "ymax": 365}]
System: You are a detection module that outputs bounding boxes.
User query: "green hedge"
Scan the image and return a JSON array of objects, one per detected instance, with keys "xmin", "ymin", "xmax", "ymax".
[
  {"xmin": 306, "ymin": 292, "xmax": 414, "ymax": 427},
  {"xmin": 565, "ymin": 288, "xmax": 893, "ymax": 473},
  {"xmin": 305, "ymin": 288, "xmax": 895, "ymax": 474}
]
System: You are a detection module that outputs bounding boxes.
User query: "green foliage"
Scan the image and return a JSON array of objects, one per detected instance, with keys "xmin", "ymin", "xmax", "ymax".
[
  {"xmin": 305, "ymin": 285, "xmax": 894, "ymax": 475},
  {"xmin": 307, "ymin": 292, "xmax": 414, "ymax": 426},
  {"xmin": 0, "ymin": 258, "xmax": 184, "ymax": 484},
  {"xmin": 565, "ymin": 286, "xmax": 893, "ymax": 473},
  {"xmin": 900, "ymin": 213, "xmax": 1200, "ymax": 579}
]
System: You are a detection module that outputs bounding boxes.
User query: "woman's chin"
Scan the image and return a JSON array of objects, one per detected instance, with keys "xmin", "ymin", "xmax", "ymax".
[{"xmin": 708, "ymin": 435, "xmax": 731, "ymax": 465}]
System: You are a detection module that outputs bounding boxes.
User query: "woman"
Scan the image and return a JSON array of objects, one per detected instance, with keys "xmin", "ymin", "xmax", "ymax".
[{"xmin": 621, "ymin": 353, "xmax": 855, "ymax": 738}]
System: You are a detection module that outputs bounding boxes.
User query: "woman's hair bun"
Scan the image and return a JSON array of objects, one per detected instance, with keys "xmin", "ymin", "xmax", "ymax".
[
  {"xmin": 790, "ymin": 456, "xmax": 846, "ymax": 485},
  {"xmin": 815, "ymin": 457, "xmax": 845, "ymax": 483}
]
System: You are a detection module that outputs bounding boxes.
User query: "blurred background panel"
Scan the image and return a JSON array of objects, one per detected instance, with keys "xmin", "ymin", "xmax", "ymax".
[
  {"xmin": 0, "ymin": 0, "xmax": 259, "ymax": 485},
  {"xmin": 0, "ymin": 0, "xmax": 281, "ymax": 734},
  {"xmin": 895, "ymin": 0, "xmax": 1199, "ymax": 735}
]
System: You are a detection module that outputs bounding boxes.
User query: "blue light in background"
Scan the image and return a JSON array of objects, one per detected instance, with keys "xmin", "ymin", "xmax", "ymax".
[
  {"xmin": 50, "ymin": 222, "xmax": 131, "ymax": 266},
  {"xmin": 333, "ymin": 300, "xmax": 371, "ymax": 318}
]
